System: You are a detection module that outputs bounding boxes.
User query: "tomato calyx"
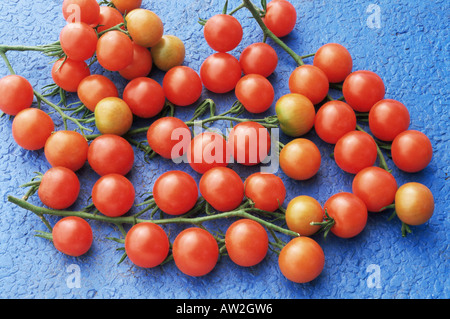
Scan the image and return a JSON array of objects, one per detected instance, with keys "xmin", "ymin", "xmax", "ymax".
[{"xmin": 310, "ymin": 209, "xmax": 336, "ymax": 238}]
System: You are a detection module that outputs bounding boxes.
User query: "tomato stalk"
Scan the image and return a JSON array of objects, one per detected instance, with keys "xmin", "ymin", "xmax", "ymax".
[
  {"xmin": 355, "ymin": 124, "xmax": 391, "ymax": 172},
  {"xmin": 310, "ymin": 209, "xmax": 335, "ymax": 238}
]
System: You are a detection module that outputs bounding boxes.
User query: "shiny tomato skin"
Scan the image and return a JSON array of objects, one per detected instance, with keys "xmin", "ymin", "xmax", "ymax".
[
  {"xmin": 313, "ymin": 43, "xmax": 353, "ymax": 83},
  {"xmin": 199, "ymin": 167, "xmax": 244, "ymax": 212},
  {"xmin": 111, "ymin": 0, "xmax": 142, "ymax": 14},
  {"xmin": 391, "ymin": 130, "xmax": 432, "ymax": 173},
  {"xmin": 285, "ymin": 195, "xmax": 323, "ymax": 236},
  {"xmin": 225, "ymin": 219, "xmax": 269, "ymax": 267},
  {"xmin": 163, "ymin": 66, "xmax": 203, "ymax": 106},
  {"xmin": 0, "ymin": 75, "xmax": 34, "ymax": 116},
  {"xmin": 264, "ymin": 0, "xmax": 297, "ymax": 38},
  {"xmin": 289, "ymin": 64, "xmax": 329, "ymax": 105},
  {"xmin": 59, "ymin": 22, "xmax": 98, "ymax": 61},
  {"xmin": 235, "ymin": 74, "xmax": 274, "ymax": 113},
  {"xmin": 125, "ymin": 222, "xmax": 170, "ymax": 268},
  {"xmin": 77, "ymin": 74, "xmax": 119, "ymax": 112},
  {"xmin": 314, "ymin": 100, "xmax": 356, "ymax": 144},
  {"xmin": 368, "ymin": 99, "xmax": 410, "ymax": 142},
  {"xmin": 152, "ymin": 171, "xmax": 198, "ymax": 215},
  {"xmin": 239, "ymin": 42, "xmax": 278, "ymax": 77},
  {"xmin": 395, "ymin": 182, "xmax": 434, "ymax": 226},
  {"xmin": 123, "ymin": 77, "xmax": 165, "ymax": 118},
  {"xmin": 94, "ymin": 97, "xmax": 133, "ymax": 136},
  {"xmin": 147, "ymin": 117, "xmax": 191, "ymax": 159},
  {"xmin": 118, "ymin": 42, "xmax": 153, "ymax": 80},
  {"xmin": 151, "ymin": 35, "xmax": 186, "ymax": 71},
  {"xmin": 172, "ymin": 227, "xmax": 219, "ymax": 277},
  {"xmin": 12, "ymin": 108, "xmax": 54, "ymax": 150},
  {"xmin": 125, "ymin": 8, "xmax": 163, "ymax": 48},
  {"xmin": 244, "ymin": 172, "xmax": 286, "ymax": 212},
  {"xmin": 278, "ymin": 236, "xmax": 325, "ymax": 283},
  {"xmin": 97, "ymin": 6, "xmax": 124, "ymax": 33},
  {"xmin": 352, "ymin": 166, "xmax": 398, "ymax": 212},
  {"xmin": 342, "ymin": 70, "xmax": 385, "ymax": 112},
  {"xmin": 204, "ymin": 14, "xmax": 243, "ymax": 52},
  {"xmin": 62, "ymin": 0, "xmax": 100, "ymax": 25},
  {"xmin": 275, "ymin": 93, "xmax": 315, "ymax": 137},
  {"xmin": 38, "ymin": 167, "xmax": 80, "ymax": 210},
  {"xmin": 187, "ymin": 132, "xmax": 229, "ymax": 174},
  {"xmin": 200, "ymin": 52, "xmax": 242, "ymax": 94},
  {"xmin": 96, "ymin": 31, "xmax": 134, "ymax": 71},
  {"xmin": 51, "ymin": 58, "xmax": 91, "ymax": 93},
  {"xmin": 52, "ymin": 216, "xmax": 93, "ymax": 257},
  {"xmin": 280, "ymin": 138, "xmax": 321, "ymax": 180}
]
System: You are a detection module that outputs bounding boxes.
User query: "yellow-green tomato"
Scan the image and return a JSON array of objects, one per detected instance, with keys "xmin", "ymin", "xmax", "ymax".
[
  {"xmin": 395, "ymin": 182, "xmax": 434, "ymax": 226},
  {"xmin": 95, "ymin": 97, "xmax": 133, "ymax": 136},
  {"xmin": 151, "ymin": 35, "xmax": 186, "ymax": 71},
  {"xmin": 285, "ymin": 195, "xmax": 323, "ymax": 236},
  {"xmin": 275, "ymin": 93, "xmax": 315, "ymax": 137}
]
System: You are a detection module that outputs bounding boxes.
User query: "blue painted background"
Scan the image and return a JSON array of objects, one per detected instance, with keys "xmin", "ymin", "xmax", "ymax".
[{"xmin": 0, "ymin": 0, "xmax": 448, "ymax": 299}]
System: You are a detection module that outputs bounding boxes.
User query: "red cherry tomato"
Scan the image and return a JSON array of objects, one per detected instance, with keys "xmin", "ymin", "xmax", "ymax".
[
  {"xmin": 51, "ymin": 58, "xmax": 90, "ymax": 92},
  {"xmin": 204, "ymin": 14, "xmax": 243, "ymax": 52},
  {"xmin": 239, "ymin": 42, "xmax": 278, "ymax": 77},
  {"xmin": 92, "ymin": 173, "xmax": 135, "ymax": 217},
  {"xmin": 97, "ymin": 6, "xmax": 124, "ymax": 33},
  {"xmin": 227, "ymin": 121, "xmax": 271, "ymax": 165},
  {"xmin": 333, "ymin": 130, "xmax": 378, "ymax": 174},
  {"xmin": 59, "ymin": 22, "xmax": 98, "ymax": 61},
  {"xmin": 38, "ymin": 167, "xmax": 80, "ymax": 210},
  {"xmin": 313, "ymin": 43, "xmax": 353, "ymax": 83},
  {"xmin": 172, "ymin": 227, "xmax": 219, "ymax": 277},
  {"xmin": 125, "ymin": 222, "xmax": 170, "ymax": 268},
  {"xmin": 199, "ymin": 167, "xmax": 244, "ymax": 212},
  {"xmin": 314, "ymin": 100, "xmax": 356, "ymax": 144},
  {"xmin": 323, "ymin": 192, "xmax": 368, "ymax": 238},
  {"xmin": 200, "ymin": 52, "xmax": 242, "ymax": 94},
  {"xmin": 96, "ymin": 30, "xmax": 134, "ymax": 71},
  {"xmin": 278, "ymin": 236, "xmax": 324, "ymax": 283},
  {"xmin": 77, "ymin": 74, "xmax": 119, "ymax": 112},
  {"xmin": 244, "ymin": 172, "xmax": 286, "ymax": 212},
  {"xmin": 52, "ymin": 216, "xmax": 93, "ymax": 257},
  {"xmin": 87, "ymin": 134, "xmax": 134, "ymax": 176},
  {"xmin": 368, "ymin": 99, "xmax": 410, "ymax": 142},
  {"xmin": 352, "ymin": 166, "xmax": 398, "ymax": 212},
  {"xmin": 0, "ymin": 75, "xmax": 34, "ymax": 116},
  {"xmin": 264, "ymin": 0, "xmax": 297, "ymax": 38},
  {"xmin": 123, "ymin": 77, "xmax": 165, "ymax": 118},
  {"xmin": 162, "ymin": 66, "xmax": 203, "ymax": 106},
  {"xmin": 147, "ymin": 117, "xmax": 191, "ymax": 159},
  {"xmin": 235, "ymin": 74, "xmax": 275, "ymax": 113},
  {"xmin": 62, "ymin": 0, "xmax": 100, "ymax": 25},
  {"xmin": 225, "ymin": 219, "xmax": 268, "ymax": 267},
  {"xmin": 152, "ymin": 171, "xmax": 198, "ymax": 215},
  {"xmin": 285, "ymin": 195, "xmax": 323, "ymax": 236},
  {"xmin": 44, "ymin": 130, "xmax": 89, "ymax": 171},
  {"xmin": 187, "ymin": 132, "xmax": 229, "ymax": 174},
  {"xmin": 275, "ymin": 93, "xmax": 316, "ymax": 137},
  {"xmin": 12, "ymin": 108, "xmax": 54, "ymax": 150},
  {"xmin": 343, "ymin": 70, "xmax": 385, "ymax": 112},
  {"xmin": 111, "ymin": 0, "xmax": 142, "ymax": 14},
  {"xmin": 289, "ymin": 65, "xmax": 329, "ymax": 105},
  {"xmin": 391, "ymin": 130, "xmax": 432, "ymax": 173},
  {"xmin": 118, "ymin": 42, "xmax": 153, "ymax": 80},
  {"xmin": 280, "ymin": 138, "xmax": 321, "ymax": 180},
  {"xmin": 395, "ymin": 182, "xmax": 434, "ymax": 226}
]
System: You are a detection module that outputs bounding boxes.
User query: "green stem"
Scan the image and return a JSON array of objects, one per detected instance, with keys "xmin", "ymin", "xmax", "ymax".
[{"xmin": 356, "ymin": 124, "xmax": 390, "ymax": 172}]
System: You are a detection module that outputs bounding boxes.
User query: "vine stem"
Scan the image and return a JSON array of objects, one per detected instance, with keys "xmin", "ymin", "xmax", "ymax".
[{"xmin": 355, "ymin": 124, "xmax": 390, "ymax": 172}]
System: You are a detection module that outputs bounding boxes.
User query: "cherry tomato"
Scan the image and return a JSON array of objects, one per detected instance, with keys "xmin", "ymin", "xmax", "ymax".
[
  {"xmin": 44, "ymin": 130, "xmax": 88, "ymax": 171},
  {"xmin": 12, "ymin": 108, "xmax": 54, "ymax": 151},
  {"xmin": 275, "ymin": 93, "xmax": 315, "ymax": 137},
  {"xmin": 59, "ymin": 22, "xmax": 98, "ymax": 61},
  {"xmin": 92, "ymin": 173, "xmax": 135, "ymax": 217},
  {"xmin": 244, "ymin": 172, "xmax": 286, "ymax": 212},
  {"xmin": 227, "ymin": 121, "xmax": 271, "ymax": 165},
  {"xmin": 352, "ymin": 166, "xmax": 397, "ymax": 212},
  {"xmin": 313, "ymin": 43, "xmax": 353, "ymax": 83},
  {"xmin": 391, "ymin": 130, "xmax": 432, "ymax": 173},
  {"xmin": 97, "ymin": 6, "xmax": 124, "ymax": 33},
  {"xmin": 77, "ymin": 74, "xmax": 119, "ymax": 112},
  {"xmin": 125, "ymin": 8, "xmax": 163, "ymax": 48},
  {"xmin": 96, "ymin": 30, "xmax": 134, "ymax": 71},
  {"xmin": 111, "ymin": 0, "xmax": 142, "ymax": 14},
  {"xmin": 0, "ymin": 75, "xmax": 34, "ymax": 116},
  {"xmin": 200, "ymin": 52, "xmax": 242, "ymax": 94},
  {"xmin": 264, "ymin": 0, "xmax": 297, "ymax": 38},
  {"xmin": 94, "ymin": 97, "xmax": 133, "ymax": 136},
  {"xmin": 151, "ymin": 35, "xmax": 186, "ymax": 71},
  {"xmin": 62, "ymin": 0, "xmax": 100, "ymax": 25},
  {"xmin": 342, "ymin": 70, "xmax": 385, "ymax": 112},
  {"xmin": 225, "ymin": 219, "xmax": 268, "ymax": 267},
  {"xmin": 289, "ymin": 64, "xmax": 329, "ymax": 105},
  {"xmin": 118, "ymin": 42, "xmax": 153, "ymax": 80},
  {"xmin": 323, "ymin": 192, "xmax": 368, "ymax": 238},
  {"xmin": 285, "ymin": 195, "xmax": 323, "ymax": 236},
  {"xmin": 278, "ymin": 237, "xmax": 324, "ymax": 283},
  {"xmin": 125, "ymin": 222, "xmax": 170, "ymax": 268},
  {"xmin": 187, "ymin": 132, "xmax": 229, "ymax": 174},
  {"xmin": 51, "ymin": 58, "xmax": 90, "ymax": 92},
  {"xmin": 199, "ymin": 167, "xmax": 244, "ymax": 212},
  {"xmin": 162, "ymin": 66, "xmax": 203, "ymax": 106},
  {"xmin": 314, "ymin": 100, "xmax": 356, "ymax": 144},
  {"xmin": 87, "ymin": 134, "xmax": 134, "ymax": 176},
  {"xmin": 333, "ymin": 130, "xmax": 378, "ymax": 174},
  {"xmin": 235, "ymin": 74, "xmax": 274, "ymax": 113},
  {"xmin": 123, "ymin": 77, "xmax": 165, "ymax": 118},
  {"xmin": 280, "ymin": 138, "xmax": 321, "ymax": 180},
  {"xmin": 368, "ymin": 99, "xmax": 410, "ymax": 142},
  {"xmin": 204, "ymin": 14, "xmax": 243, "ymax": 52},
  {"xmin": 147, "ymin": 117, "xmax": 191, "ymax": 159},
  {"xmin": 239, "ymin": 42, "xmax": 278, "ymax": 77},
  {"xmin": 38, "ymin": 167, "xmax": 80, "ymax": 210},
  {"xmin": 153, "ymin": 171, "xmax": 198, "ymax": 215},
  {"xmin": 172, "ymin": 227, "xmax": 219, "ymax": 277},
  {"xmin": 395, "ymin": 182, "xmax": 434, "ymax": 226},
  {"xmin": 52, "ymin": 216, "xmax": 93, "ymax": 257}
]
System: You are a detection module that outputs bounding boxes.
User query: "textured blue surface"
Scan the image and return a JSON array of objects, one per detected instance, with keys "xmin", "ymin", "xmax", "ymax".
[{"xmin": 0, "ymin": 0, "xmax": 448, "ymax": 299}]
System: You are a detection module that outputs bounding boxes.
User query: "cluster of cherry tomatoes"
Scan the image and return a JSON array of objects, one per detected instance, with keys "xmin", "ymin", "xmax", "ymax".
[{"xmin": 0, "ymin": 0, "xmax": 435, "ymax": 285}]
